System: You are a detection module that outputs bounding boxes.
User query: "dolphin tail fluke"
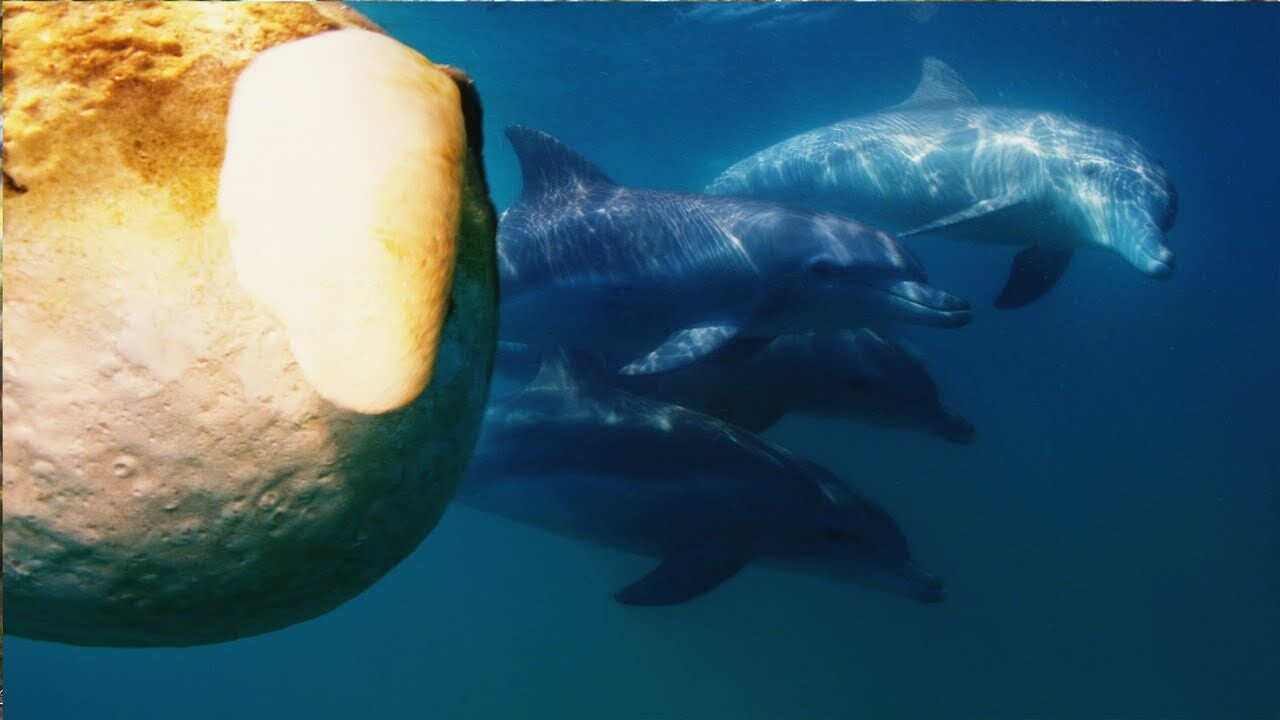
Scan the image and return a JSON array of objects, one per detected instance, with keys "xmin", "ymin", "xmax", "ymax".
[
  {"xmin": 994, "ymin": 246, "xmax": 1074, "ymax": 309},
  {"xmin": 614, "ymin": 540, "xmax": 752, "ymax": 606}
]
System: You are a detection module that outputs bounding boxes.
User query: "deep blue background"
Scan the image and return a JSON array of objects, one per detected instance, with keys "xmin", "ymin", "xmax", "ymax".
[{"xmin": 7, "ymin": 3, "xmax": 1279, "ymax": 718}]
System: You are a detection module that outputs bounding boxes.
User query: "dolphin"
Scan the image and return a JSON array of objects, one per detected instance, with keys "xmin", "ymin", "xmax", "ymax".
[
  {"xmin": 615, "ymin": 330, "xmax": 976, "ymax": 443},
  {"xmin": 459, "ymin": 352, "xmax": 945, "ymax": 606},
  {"xmin": 497, "ymin": 126, "xmax": 971, "ymax": 375},
  {"xmin": 492, "ymin": 331, "xmax": 975, "ymax": 443},
  {"xmin": 708, "ymin": 58, "xmax": 1178, "ymax": 308}
]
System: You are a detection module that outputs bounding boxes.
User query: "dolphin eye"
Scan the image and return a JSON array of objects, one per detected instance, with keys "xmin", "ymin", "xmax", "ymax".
[
  {"xmin": 806, "ymin": 256, "xmax": 842, "ymax": 279},
  {"xmin": 846, "ymin": 377, "xmax": 871, "ymax": 392},
  {"xmin": 1081, "ymin": 161, "xmax": 1102, "ymax": 178}
]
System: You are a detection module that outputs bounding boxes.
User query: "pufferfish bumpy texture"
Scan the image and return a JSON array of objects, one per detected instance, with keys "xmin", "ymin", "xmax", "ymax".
[{"xmin": 0, "ymin": 1, "xmax": 498, "ymax": 646}]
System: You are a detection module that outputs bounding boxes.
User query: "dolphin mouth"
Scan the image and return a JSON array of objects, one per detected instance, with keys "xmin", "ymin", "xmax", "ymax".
[
  {"xmin": 915, "ymin": 578, "xmax": 945, "ymax": 604},
  {"xmin": 934, "ymin": 407, "xmax": 977, "ymax": 445},
  {"xmin": 1141, "ymin": 248, "xmax": 1176, "ymax": 279},
  {"xmin": 878, "ymin": 280, "xmax": 973, "ymax": 328},
  {"xmin": 903, "ymin": 564, "xmax": 945, "ymax": 604}
]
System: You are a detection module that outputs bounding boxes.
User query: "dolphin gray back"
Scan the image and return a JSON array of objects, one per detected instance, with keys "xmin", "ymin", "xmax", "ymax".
[{"xmin": 498, "ymin": 126, "xmax": 765, "ymax": 290}]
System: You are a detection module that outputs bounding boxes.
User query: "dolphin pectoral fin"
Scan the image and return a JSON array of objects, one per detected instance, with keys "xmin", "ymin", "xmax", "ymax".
[
  {"xmin": 994, "ymin": 246, "xmax": 1074, "ymax": 309},
  {"xmin": 901, "ymin": 193, "xmax": 1030, "ymax": 238},
  {"xmin": 614, "ymin": 541, "xmax": 752, "ymax": 606},
  {"xmin": 618, "ymin": 325, "xmax": 742, "ymax": 375}
]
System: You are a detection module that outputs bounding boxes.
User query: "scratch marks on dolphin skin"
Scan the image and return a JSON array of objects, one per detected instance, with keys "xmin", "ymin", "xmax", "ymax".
[
  {"xmin": 891, "ymin": 133, "xmax": 944, "ymax": 167},
  {"xmin": 853, "ymin": 151, "xmax": 887, "ymax": 195},
  {"xmin": 504, "ymin": 188, "xmax": 763, "ymax": 289},
  {"xmin": 716, "ymin": 226, "xmax": 759, "ymax": 274}
]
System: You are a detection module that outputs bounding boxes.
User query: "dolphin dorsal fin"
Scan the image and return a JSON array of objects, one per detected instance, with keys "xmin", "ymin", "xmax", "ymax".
[
  {"xmin": 891, "ymin": 57, "xmax": 978, "ymax": 111},
  {"xmin": 504, "ymin": 126, "xmax": 614, "ymax": 198},
  {"xmin": 528, "ymin": 349, "xmax": 577, "ymax": 391},
  {"xmin": 527, "ymin": 348, "xmax": 608, "ymax": 391}
]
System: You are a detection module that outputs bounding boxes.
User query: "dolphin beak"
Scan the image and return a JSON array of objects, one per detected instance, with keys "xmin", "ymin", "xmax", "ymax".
[
  {"xmin": 1143, "ymin": 246, "xmax": 1176, "ymax": 279},
  {"xmin": 883, "ymin": 280, "xmax": 973, "ymax": 328},
  {"xmin": 1116, "ymin": 211, "xmax": 1176, "ymax": 280},
  {"xmin": 915, "ymin": 578, "xmax": 945, "ymax": 604},
  {"xmin": 902, "ymin": 564, "xmax": 945, "ymax": 604},
  {"xmin": 935, "ymin": 407, "xmax": 977, "ymax": 445},
  {"xmin": 219, "ymin": 30, "xmax": 465, "ymax": 414}
]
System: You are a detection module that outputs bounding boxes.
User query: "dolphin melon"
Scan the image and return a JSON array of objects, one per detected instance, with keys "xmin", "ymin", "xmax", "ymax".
[{"xmin": 1, "ymin": 1, "xmax": 497, "ymax": 646}]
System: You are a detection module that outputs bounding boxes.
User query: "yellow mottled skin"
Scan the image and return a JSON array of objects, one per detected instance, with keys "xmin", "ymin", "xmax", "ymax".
[
  {"xmin": 2, "ymin": 1, "xmax": 498, "ymax": 647},
  {"xmin": 220, "ymin": 30, "xmax": 464, "ymax": 414}
]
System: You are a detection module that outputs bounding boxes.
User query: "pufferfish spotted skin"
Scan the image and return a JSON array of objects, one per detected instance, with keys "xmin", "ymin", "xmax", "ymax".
[{"xmin": 1, "ymin": 1, "xmax": 497, "ymax": 647}]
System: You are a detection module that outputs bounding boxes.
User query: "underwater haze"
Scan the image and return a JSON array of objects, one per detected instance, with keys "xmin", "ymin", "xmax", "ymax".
[{"xmin": 7, "ymin": 3, "xmax": 1279, "ymax": 718}]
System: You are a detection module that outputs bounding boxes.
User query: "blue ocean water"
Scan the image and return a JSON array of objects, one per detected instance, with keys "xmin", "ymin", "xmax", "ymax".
[{"xmin": 7, "ymin": 3, "xmax": 1279, "ymax": 718}]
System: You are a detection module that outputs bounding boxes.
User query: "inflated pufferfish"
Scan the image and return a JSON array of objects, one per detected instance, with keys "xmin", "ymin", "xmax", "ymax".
[{"xmin": 1, "ymin": 1, "xmax": 498, "ymax": 646}]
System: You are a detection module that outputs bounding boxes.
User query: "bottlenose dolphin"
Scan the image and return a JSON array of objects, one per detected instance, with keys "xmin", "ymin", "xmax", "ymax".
[
  {"xmin": 617, "ymin": 330, "xmax": 975, "ymax": 443},
  {"xmin": 492, "ymin": 332, "xmax": 975, "ymax": 443},
  {"xmin": 459, "ymin": 353, "xmax": 945, "ymax": 606},
  {"xmin": 708, "ymin": 58, "xmax": 1178, "ymax": 308},
  {"xmin": 497, "ymin": 126, "xmax": 970, "ymax": 375}
]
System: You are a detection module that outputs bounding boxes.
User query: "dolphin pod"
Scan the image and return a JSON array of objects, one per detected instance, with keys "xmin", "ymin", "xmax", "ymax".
[
  {"xmin": 497, "ymin": 126, "xmax": 971, "ymax": 376},
  {"xmin": 709, "ymin": 58, "xmax": 1178, "ymax": 308},
  {"xmin": 460, "ymin": 353, "xmax": 944, "ymax": 606},
  {"xmin": 467, "ymin": 58, "xmax": 1174, "ymax": 607}
]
